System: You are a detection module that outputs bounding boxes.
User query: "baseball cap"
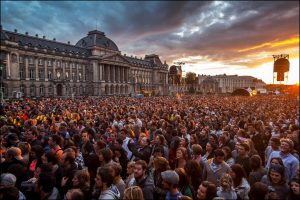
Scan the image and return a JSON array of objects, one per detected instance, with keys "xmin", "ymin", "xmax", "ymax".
[
  {"xmin": 0, "ymin": 173, "xmax": 16, "ymax": 187},
  {"xmin": 161, "ymin": 170, "xmax": 179, "ymax": 185}
]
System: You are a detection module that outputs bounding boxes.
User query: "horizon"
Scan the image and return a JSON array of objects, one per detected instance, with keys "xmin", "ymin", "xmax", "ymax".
[{"xmin": 1, "ymin": 1, "xmax": 299, "ymax": 84}]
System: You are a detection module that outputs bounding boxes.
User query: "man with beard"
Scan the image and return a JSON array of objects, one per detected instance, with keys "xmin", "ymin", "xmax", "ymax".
[{"xmin": 132, "ymin": 160, "xmax": 154, "ymax": 200}]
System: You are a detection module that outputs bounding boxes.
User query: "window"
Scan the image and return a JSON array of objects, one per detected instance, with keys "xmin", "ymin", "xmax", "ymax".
[
  {"xmin": 48, "ymin": 85, "xmax": 53, "ymax": 95},
  {"xmin": 19, "ymin": 66, "xmax": 25, "ymax": 79},
  {"xmin": 20, "ymin": 85, "xmax": 25, "ymax": 96},
  {"xmin": 48, "ymin": 60, "xmax": 52, "ymax": 66},
  {"xmin": 48, "ymin": 71, "xmax": 52, "ymax": 80},
  {"xmin": 29, "ymin": 69, "xmax": 35, "ymax": 80},
  {"xmin": 11, "ymin": 54, "xmax": 18, "ymax": 63},
  {"xmin": 19, "ymin": 56, "xmax": 24, "ymax": 63},
  {"xmin": 72, "ymin": 72, "xmax": 76, "ymax": 80},
  {"xmin": 29, "ymin": 58, "xmax": 34, "ymax": 64},
  {"xmin": 39, "ymin": 59, "xmax": 43, "ymax": 65},
  {"xmin": 39, "ymin": 85, "xmax": 44, "ymax": 96},
  {"xmin": 38, "ymin": 69, "xmax": 44, "ymax": 79},
  {"xmin": 57, "ymin": 61, "xmax": 60, "ymax": 67},
  {"xmin": 30, "ymin": 85, "xmax": 35, "ymax": 96}
]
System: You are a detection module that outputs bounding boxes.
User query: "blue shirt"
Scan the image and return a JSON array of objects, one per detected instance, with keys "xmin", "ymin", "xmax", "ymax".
[{"xmin": 166, "ymin": 191, "xmax": 183, "ymax": 200}]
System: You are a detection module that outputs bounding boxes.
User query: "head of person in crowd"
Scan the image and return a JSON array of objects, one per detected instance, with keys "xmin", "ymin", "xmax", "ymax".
[
  {"xmin": 269, "ymin": 137, "xmax": 281, "ymax": 150},
  {"xmin": 35, "ymin": 172, "xmax": 57, "ymax": 199},
  {"xmin": 65, "ymin": 189, "xmax": 84, "ymax": 200},
  {"xmin": 41, "ymin": 151, "xmax": 58, "ymax": 166},
  {"xmin": 270, "ymin": 157, "xmax": 284, "ymax": 167},
  {"xmin": 205, "ymin": 141, "xmax": 217, "ymax": 155},
  {"xmin": 190, "ymin": 134, "xmax": 199, "ymax": 146},
  {"xmin": 161, "ymin": 170, "xmax": 180, "ymax": 191},
  {"xmin": 229, "ymin": 164, "xmax": 247, "ymax": 188},
  {"xmin": 213, "ymin": 149, "xmax": 226, "ymax": 164},
  {"xmin": 155, "ymin": 134, "xmax": 167, "ymax": 146},
  {"xmin": 124, "ymin": 186, "xmax": 144, "ymax": 200},
  {"xmin": 24, "ymin": 127, "xmax": 39, "ymax": 143},
  {"xmin": 95, "ymin": 166, "xmax": 114, "ymax": 191},
  {"xmin": 0, "ymin": 186, "xmax": 20, "ymax": 200},
  {"xmin": 127, "ymin": 161, "xmax": 135, "ymax": 176},
  {"xmin": 154, "ymin": 156, "xmax": 170, "ymax": 172},
  {"xmin": 219, "ymin": 173, "xmax": 234, "ymax": 192},
  {"xmin": 238, "ymin": 143, "xmax": 250, "ymax": 157},
  {"xmin": 17, "ymin": 141, "xmax": 31, "ymax": 164},
  {"xmin": 5, "ymin": 146, "xmax": 23, "ymax": 162},
  {"xmin": 249, "ymin": 182, "xmax": 269, "ymax": 200},
  {"xmin": 175, "ymin": 167, "xmax": 191, "ymax": 190},
  {"xmin": 176, "ymin": 147, "xmax": 188, "ymax": 160},
  {"xmin": 72, "ymin": 169, "xmax": 90, "ymax": 189},
  {"xmin": 222, "ymin": 146, "xmax": 233, "ymax": 161},
  {"xmin": 98, "ymin": 148, "xmax": 113, "ymax": 164},
  {"xmin": 268, "ymin": 164, "xmax": 286, "ymax": 185},
  {"xmin": 48, "ymin": 134, "xmax": 62, "ymax": 148},
  {"xmin": 61, "ymin": 151, "xmax": 76, "ymax": 170},
  {"xmin": 152, "ymin": 146, "xmax": 164, "ymax": 158},
  {"xmin": 280, "ymin": 138, "xmax": 294, "ymax": 154},
  {"xmin": 134, "ymin": 160, "xmax": 148, "ymax": 181},
  {"xmin": 250, "ymin": 154, "xmax": 263, "ymax": 171},
  {"xmin": 192, "ymin": 144, "xmax": 202, "ymax": 159},
  {"xmin": 81, "ymin": 130, "xmax": 90, "ymax": 144},
  {"xmin": 6, "ymin": 133, "xmax": 19, "ymax": 147},
  {"xmin": 197, "ymin": 181, "xmax": 217, "ymax": 200},
  {"xmin": 0, "ymin": 173, "xmax": 17, "ymax": 189},
  {"xmin": 208, "ymin": 134, "xmax": 218, "ymax": 146},
  {"xmin": 288, "ymin": 178, "xmax": 300, "ymax": 199}
]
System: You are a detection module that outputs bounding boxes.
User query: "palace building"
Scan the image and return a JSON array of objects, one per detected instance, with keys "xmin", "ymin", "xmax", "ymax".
[{"xmin": 0, "ymin": 26, "xmax": 169, "ymax": 98}]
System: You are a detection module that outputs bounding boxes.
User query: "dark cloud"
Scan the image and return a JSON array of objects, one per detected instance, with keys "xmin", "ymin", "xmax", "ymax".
[{"xmin": 1, "ymin": 1, "xmax": 299, "ymax": 70}]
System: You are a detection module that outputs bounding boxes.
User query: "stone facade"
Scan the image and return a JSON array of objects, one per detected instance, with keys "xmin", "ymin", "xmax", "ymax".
[{"xmin": 0, "ymin": 27, "xmax": 169, "ymax": 98}]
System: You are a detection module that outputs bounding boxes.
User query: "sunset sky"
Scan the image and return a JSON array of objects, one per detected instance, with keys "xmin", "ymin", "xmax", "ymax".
[{"xmin": 1, "ymin": 1, "xmax": 299, "ymax": 84}]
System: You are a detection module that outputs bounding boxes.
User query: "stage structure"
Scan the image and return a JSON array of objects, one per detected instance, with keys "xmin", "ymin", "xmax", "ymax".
[{"xmin": 272, "ymin": 54, "xmax": 290, "ymax": 84}]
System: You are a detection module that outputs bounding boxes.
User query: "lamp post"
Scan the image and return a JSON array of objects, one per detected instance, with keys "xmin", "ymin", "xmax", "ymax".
[{"xmin": 0, "ymin": 64, "xmax": 3, "ymax": 102}]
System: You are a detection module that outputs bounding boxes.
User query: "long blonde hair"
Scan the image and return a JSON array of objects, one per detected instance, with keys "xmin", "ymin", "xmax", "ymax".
[{"xmin": 124, "ymin": 186, "xmax": 144, "ymax": 200}]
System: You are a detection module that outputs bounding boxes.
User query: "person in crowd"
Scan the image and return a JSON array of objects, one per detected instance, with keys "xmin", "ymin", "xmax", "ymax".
[
  {"xmin": 65, "ymin": 189, "xmax": 84, "ymax": 200},
  {"xmin": 48, "ymin": 134, "xmax": 63, "ymax": 162},
  {"xmin": 80, "ymin": 129, "xmax": 94, "ymax": 164},
  {"xmin": 60, "ymin": 151, "xmax": 78, "ymax": 196},
  {"xmin": 175, "ymin": 168, "xmax": 194, "ymax": 198},
  {"xmin": 196, "ymin": 181, "xmax": 217, "ymax": 200},
  {"xmin": 249, "ymin": 154, "xmax": 267, "ymax": 186},
  {"xmin": 28, "ymin": 145, "xmax": 44, "ymax": 177},
  {"xmin": 132, "ymin": 160, "xmax": 154, "ymax": 200},
  {"xmin": 95, "ymin": 166, "xmax": 120, "ymax": 200},
  {"xmin": 161, "ymin": 170, "xmax": 182, "ymax": 200},
  {"xmin": 35, "ymin": 172, "xmax": 60, "ymax": 200},
  {"xmin": 128, "ymin": 136, "xmax": 152, "ymax": 164},
  {"xmin": 124, "ymin": 186, "xmax": 144, "ymax": 200},
  {"xmin": 265, "ymin": 137, "xmax": 281, "ymax": 165},
  {"xmin": 201, "ymin": 142, "xmax": 217, "ymax": 163},
  {"xmin": 184, "ymin": 160, "xmax": 202, "ymax": 195},
  {"xmin": 235, "ymin": 143, "xmax": 251, "ymax": 177},
  {"xmin": 125, "ymin": 161, "xmax": 136, "ymax": 188},
  {"xmin": 0, "ymin": 173, "xmax": 26, "ymax": 200},
  {"xmin": 107, "ymin": 162, "xmax": 126, "ymax": 199},
  {"xmin": 216, "ymin": 173, "xmax": 237, "ymax": 200},
  {"xmin": 229, "ymin": 164, "xmax": 250, "ymax": 200},
  {"xmin": 266, "ymin": 138, "xmax": 299, "ymax": 181},
  {"xmin": 248, "ymin": 182, "xmax": 269, "ymax": 200},
  {"xmin": 202, "ymin": 149, "xmax": 230, "ymax": 186},
  {"xmin": 222, "ymin": 146, "xmax": 235, "ymax": 167},
  {"xmin": 71, "ymin": 169, "xmax": 91, "ymax": 200},
  {"xmin": 287, "ymin": 178, "xmax": 300, "ymax": 200},
  {"xmin": 153, "ymin": 156, "xmax": 169, "ymax": 200},
  {"xmin": 261, "ymin": 164, "xmax": 289, "ymax": 200},
  {"xmin": 17, "ymin": 142, "xmax": 31, "ymax": 166},
  {"xmin": 174, "ymin": 147, "xmax": 188, "ymax": 169}
]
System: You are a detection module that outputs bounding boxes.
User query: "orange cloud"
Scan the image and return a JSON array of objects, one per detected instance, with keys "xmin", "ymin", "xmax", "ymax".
[{"xmin": 238, "ymin": 36, "xmax": 299, "ymax": 52}]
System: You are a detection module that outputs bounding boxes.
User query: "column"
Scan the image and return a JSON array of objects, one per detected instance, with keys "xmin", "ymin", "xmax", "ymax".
[
  {"xmin": 62, "ymin": 61, "xmax": 65, "ymax": 80},
  {"xmin": 76, "ymin": 63, "xmax": 79, "ymax": 82},
  {"xmin": 6, "ymin": 53, "xmax": 11, "ymax": 78},
  {"xmin": 99, "ymin": 64, "xmax": 103, "ymax": 81},
  {"xmin": 82, "ymin": 65, "xmax": 86, "ymax": 82},
  {"xmin": 92, "ymin": 61, "xmax": 98, "ymax": 82},
  {"xmin": 70, "ymin": 62, "xmax": 73, "ymax": 82},
  {"xmin": 107, "ymin": 65, "xmax": 111, "ymax": 82},
  {"xmin": 112, "ymin": 65, "xmax": 115, "ymax": 83},
  {"xmin": 44, "ymin": 59, "xmax": 48, "ymax": 81},
  {"xmin": 53, "ymin": 60, "xmax": 56, "ymax": 79},
  {"xmin": 25, "ymin": 56, "xmax": 29, "ymax": 80},
  {"xmin": 118, "ymin": 67, "xmax": 121, "ymax": 83},
  {"xmin": 120, "ymin": 67, "xmax": 123, "ymax": 83},
  {"xmin": 35, "ymin": 57, "xmax": 39, "ymax": 81}
]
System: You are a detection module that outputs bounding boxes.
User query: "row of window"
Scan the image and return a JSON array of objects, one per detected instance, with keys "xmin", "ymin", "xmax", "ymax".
[
  {"xmin": 19, "ymin": 85, "xmax": 86, "ymax": 96},
  {"xmin": 16, "ymin": 55, "xmax": 86, "ymax": 70}
]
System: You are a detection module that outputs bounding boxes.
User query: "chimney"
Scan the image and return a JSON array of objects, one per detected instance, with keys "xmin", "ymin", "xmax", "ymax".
[
  {"xmin": 25, "ymin": 32, "xmax": 28, "ymax": 35},
  {"xmin": 68, "ymin": 41, "xmax": 70, "ymax": 44},
  {"xmin": 43, "ymin": 36, "xmax": 45, "ymax": 39},
  {"xmin": 53, "ymin": 38, "xmax": 56, "ymax": 41},
  {"xmin": 35, "ymin": 34, "xmax": 38, "ymax": 37},
  {"xmin": 124, "ymin": 54, "xmax": 126, "ymax": 56},
  {"xmin": 14, "ymin": 29, "xmax": 17, "ymax": 33}
]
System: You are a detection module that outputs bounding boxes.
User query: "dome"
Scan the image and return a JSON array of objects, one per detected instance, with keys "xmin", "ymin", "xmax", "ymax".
[
  {"xmin": 75, "ymin": 30, "xmax": 119, "ymax": 51},
  {"xmin": 274, "ymin": 58, "xmax": 289, "ymax": 72}
]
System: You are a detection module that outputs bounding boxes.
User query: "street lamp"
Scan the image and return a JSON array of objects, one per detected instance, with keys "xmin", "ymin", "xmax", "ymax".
[{"xmin": 0, "ymin": 64, "xmax": 4, "ymax": 102}]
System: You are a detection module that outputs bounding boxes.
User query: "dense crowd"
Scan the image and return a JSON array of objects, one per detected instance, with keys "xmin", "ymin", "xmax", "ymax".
[{"xmin": 0, "ymin": 95, "xmax": 299, "ymax": 200}]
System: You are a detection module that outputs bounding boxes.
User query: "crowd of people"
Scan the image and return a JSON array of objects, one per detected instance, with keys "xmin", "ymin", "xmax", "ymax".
[{"xmin": 0, "ymin": 95, "xmax": 299, "ymax": 200}]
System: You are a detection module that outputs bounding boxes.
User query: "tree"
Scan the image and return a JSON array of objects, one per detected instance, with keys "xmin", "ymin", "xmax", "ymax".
[{"xmin": 185, "ymin": 72, "xmax": 197, "ymax": 93}]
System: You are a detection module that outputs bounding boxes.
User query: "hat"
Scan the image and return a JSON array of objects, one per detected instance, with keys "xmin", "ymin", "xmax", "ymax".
[
  {"xmin": 0, "ymin": 173, "xmax": 16, "ymax": 187},
  {"xmin": 161, "ymin": 170, "xmax": 179, "ymax": 185}
]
